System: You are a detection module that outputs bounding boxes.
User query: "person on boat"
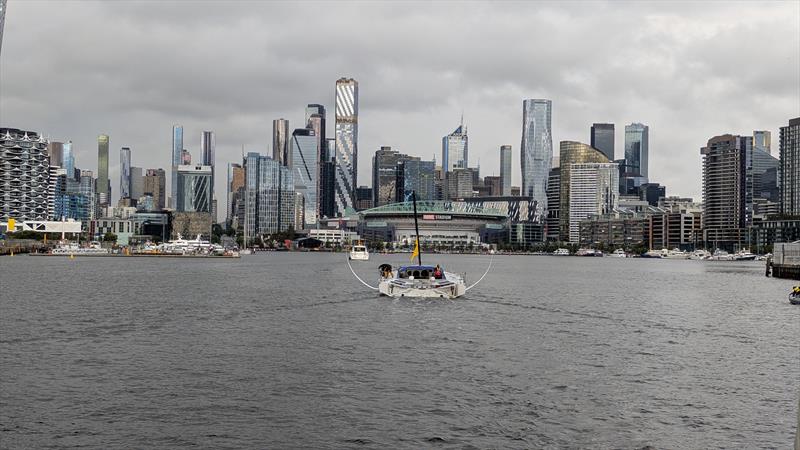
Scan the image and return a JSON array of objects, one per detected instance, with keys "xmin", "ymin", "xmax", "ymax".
[
  {"xmin": 433, "ymin": 265, "xmax": 443, "ymax": 279},
  {"xmin": 793, "ymin": 286, "xmax": 800, "ymax": 296}
]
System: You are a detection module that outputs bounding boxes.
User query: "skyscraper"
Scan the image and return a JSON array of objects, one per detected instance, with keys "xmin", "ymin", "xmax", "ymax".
[
  {"xmin": 372, "ymin": 146, "xmax": 415, "ymax": 206},
  {"xmin": 97, "ymin": 134, "xmax": 110, "ymax": 207},
  {"xmin": 701, "ymin": 134, "xmax": 748, "ymax": 250},
  {"xmin": 130, "ymin": 167, "xmax": 144, "ymax": 200},
  {"xmin": 500, "ymin": 145, "xmax": 512, "ymax": 196},
  {"xmin": 120, "ymin": 147, "xmax": 131, "ymax": 199},
  {"xmin": 320, "ymin": 138, "xmax": 337, "ymax": 218},
  {"xmin": 442, "ymin": 121, "xmax": 468, "ymax": 172},
  {"xmin": 226, "ymin": 163, "xmax": 245, "ymax": 227},
  {"xmin": 272, "ymin": 118, "xmax": 290, "ymax": 166},
  {"xmin": 334, "ymin": 77, "xmax": 359, "ymax": 215},
  {"xmin": 63, "ymin": 141, "xmax": 75, "ymax": 180},
  {"xmin": 291, "ymin": 128, "xmax": 319, "ymax": 227},
  {"xmin": 545, "ymin": 166, "xmax": 560, "ymax": 241},
  {"xmin": 143, "ymin": 168, "xmax": 166, "ymax": 210},
  {"xmin": 176, "ymin": 164, "xmax": 212, "ymax": 213},
  {"xmin": 399, "ymin": 159, "xmax": 436, "ymax": 202},
  {"xmin": 46, "ymin": 142, "xmax": 64, "ymax": 168},
  {"xmin": 590, "ymin": 123, "xmax": 615, "ymax": 161},
  {"xmin": 243, "ymin": 152, "xmax": 294, "ymax": 237},
  {"xmin": 624, "ymin": 123, "xmax": 649, "ymax": 182},
  {"xmin": 520, "ymin": 99, "xmax": 552, "ymax": 215},
  {"xmin": 568, "ymin": 163, "xmax": 619, "ymax": 243},
  {"xmin": 201, "ymin": 130, "xmax": 215, "ymax": 212},
  {"xmin": 0, "ymin": 128, "xmax": 51, "ymax": 222},
  {"xmin": 558, "ymin": 141, "xmax": 609, "ymax": 240},
  {"xmin": 780, "ymin": 118, "xmax": 800, "ymax": 215},
  {"xmin": 171, "ymin": 125, "xmax": 183, "ymax": 208}
]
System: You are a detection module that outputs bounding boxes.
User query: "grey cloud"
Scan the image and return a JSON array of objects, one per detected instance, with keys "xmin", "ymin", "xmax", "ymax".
[{"xmin": 0, "ymin": 0, "xmax": 798, "ymax": 210}]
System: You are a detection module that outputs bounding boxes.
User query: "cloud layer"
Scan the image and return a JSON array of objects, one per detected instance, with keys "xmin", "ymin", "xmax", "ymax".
[{"xmin": 1, "ymin": 1, "xmax": 798, "ymax": 210}]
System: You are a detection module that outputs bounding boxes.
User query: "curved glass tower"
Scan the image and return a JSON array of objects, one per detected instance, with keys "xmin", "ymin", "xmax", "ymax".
[{"xmin": 520, "ymin": 99, "xmax": 552, "ymax": 218}]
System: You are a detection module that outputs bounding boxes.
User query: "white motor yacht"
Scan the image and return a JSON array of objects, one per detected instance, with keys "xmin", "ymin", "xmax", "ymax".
[
  {"xmin": 709, "ymin": 249, "xmax": 734, "ymax": 261},
  {"xmin": 553, "ymin": 248, "xmax": 570, "ymax": 256},
  {"xmin": 609, "ymin": 248, "xmax": 627, "ymax": 258},
  {"xmin": 689, "ymin": 249, "xmax": 711, "ymax": 260},
  {"xmin": 663, "ymin": 248, "xmax": 690, "ymax": 259},
  {"xmin": 349, "ymin": 244, "xmax": 369, "ymax": 261},
  {"xmin": 733, "ymin": 249, "xmax": 757, "ymax": 261}
]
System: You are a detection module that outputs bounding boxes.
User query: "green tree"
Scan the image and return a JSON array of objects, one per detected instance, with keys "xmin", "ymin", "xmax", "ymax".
[{"xmin": 103, "ymin": 232, "xmax": 118, "ymax": 243}]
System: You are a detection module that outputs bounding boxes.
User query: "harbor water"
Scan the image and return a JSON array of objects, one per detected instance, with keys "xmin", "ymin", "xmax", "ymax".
[{"xmin": 1, "ymin": 253, "xmax": 798, "ymax": 448}]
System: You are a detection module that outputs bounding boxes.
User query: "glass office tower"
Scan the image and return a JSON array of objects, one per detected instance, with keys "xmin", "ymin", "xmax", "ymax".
[
  {"xmin": 97, "ymin": 135, "xmax": 109, "ymax": 206},
  {"xmin": 442, "ymin": 122, "xmax": 468, "ymax": 172},
  {"xmin": 244, "ymin": 152, "xmax": 294, "ymax": 237},
  {"xmin": 520, "ymin": 99, "xmax": 552, "ymax": 215},
  {"xmin": 558, "ymin": 141, "xmax": 609, "ymax": 241},
  {"xmin": 624, "ymin": 123, "xmax": 649, "ymax": 182},
  {"xmin": 590, "ymin": 123, "xmax": 615, "ymax": 161},
  {"xmin": 500, "ymin": 145, "xmax": 512, "ymax": 196},
  {"xmin": 291, "ymin": 128, "xmax": 319, "ymax": 226}
]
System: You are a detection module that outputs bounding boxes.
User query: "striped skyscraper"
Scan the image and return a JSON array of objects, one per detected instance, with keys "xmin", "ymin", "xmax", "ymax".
[{"xmin": 334, "ymin": 77, "xmax": 358, "ymax": 215}]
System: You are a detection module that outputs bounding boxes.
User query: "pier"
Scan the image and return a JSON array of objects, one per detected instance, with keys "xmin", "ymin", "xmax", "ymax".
[{"xmin": 766, "ymin": 242, "xmax": 800, "ymax": 280}]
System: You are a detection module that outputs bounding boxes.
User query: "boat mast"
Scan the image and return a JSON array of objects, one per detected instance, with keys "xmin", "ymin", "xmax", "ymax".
[{"xmin": 412, "ymin": 190, "xmax": 422, "ymax": 266}]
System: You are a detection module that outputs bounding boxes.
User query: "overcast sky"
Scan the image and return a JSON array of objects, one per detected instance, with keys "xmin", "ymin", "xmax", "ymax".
[{"xmin": 1, "ymin": 0, "xmax": 798, "ymax": 211}]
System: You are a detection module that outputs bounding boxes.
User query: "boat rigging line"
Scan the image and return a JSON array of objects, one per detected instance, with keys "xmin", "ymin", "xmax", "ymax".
[
  {"xmin": 465, "ymin": 254, "xmax": 494, "ymax": 292},
  {"xmin": 347, "ymin": 256, "xmax": 379, "ymax": 290}
]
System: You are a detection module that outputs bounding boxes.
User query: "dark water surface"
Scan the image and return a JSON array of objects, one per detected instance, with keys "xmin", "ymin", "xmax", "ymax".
[{"xmin": 1, "ymin": 253, "xmax": 798, "ymax": 448}]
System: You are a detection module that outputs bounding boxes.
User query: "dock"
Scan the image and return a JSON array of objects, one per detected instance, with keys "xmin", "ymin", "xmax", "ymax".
[{"xmin": 766, "ymin": 242, "xmax": 800, "ymax": 280}]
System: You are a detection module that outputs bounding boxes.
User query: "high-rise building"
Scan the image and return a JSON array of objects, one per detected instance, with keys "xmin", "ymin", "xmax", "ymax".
[
  {"xmin": 171, "ymin": 125, "xmax": 183, "ymax": 208},
  {"xmin": 754, "ymin": 130, "xmax": 772, "ymax": 154},
  {"xmin": 143, "ymin": 168, "xmax": 166, "ymax": 210},
  {"xmin": 545, "ymin": 166, "xmax": 561, "ymax": 241},
  {"xmin": 291, "ymin": 128, "xmax": 319, "ymax": 227},
  {"xmin": 79, "ymin": 170, "xmax": 97, "ymax": 220},
  {"xmin": 47, "ymin": 142, "xmax": 64, "ymax": 168},
  {"xmin": 590, "ymin": 123, "xmax": 615, "ymax": 161},
  {"xmin": 320, "ymin": 137, "xmax": 337, "ymax": 218},
  {"xmin": 201, "ymin": 131, "xmax": 215, "ymax": 167},
  {"xmin": 120, "ymin": 147, "xmax": 131, "ymax": 199},
  {"xmin": 520, "ymin": 99, "xmax": 552, "ymax": 215},
  {"xmin": 63, "ymin": 141, "xmax": 75, "ymax": 180},
  {"xmin": 483, "ymin": 176, "xmax": 502, "ymax": 196},
  {"xmin": 176, "ymin": 164, "xmax": 212, "ymax": 213},
  {"xmin": 399, "ymin": 159, "xmax": 436, "ymax": 202},
  {"xmin": 442, "ymin": 121, "xmax": 468, "ymax": 172},
  {"xmin": 0, "ymin": 128, "xmax": 51, "ymax": 222},
  {"xmin": 334, "ymin": 77, "xmax": 359, "ymax": 214},
  {"xmin": 272, "ymin": 119, "xmax": 290, "ymax": 166},
  {"xmin": 130, "ymin": 167, "xmax": 144, "ymax": 200},
  {"xmin": 558, "ymin": 141, "xmax": 610, "ymax": 241},
  {"xmin": 226, "ymin": 163, "xmax": 245, "ymax": 227},
  {"xmin": 181, "ymin": 149, "xmax": 191, "ymax": 165},
  {"xmin": 780, "ymin": 118, "xmax": 800, "ymax": 216},
  {"xmin": 0, "ymin": 0, "xmax": 6, "ymax": 57},
  {"xmin": 624, "ymin": 123, "xmax": 649, "ymax": 182},
  {"xmin": 638, "ymin": 183, "xmax": 665, "ymax": 207},
  {"xmin": 701, "ymin": 134, "xmax": 748, "ymax": 250},
  {"xmin": 372, "ymin": 146, "xmax": 414, "ymax": 206},
  {"xmin": 568, "ymin": 163, "xmax": 619, "ymax": 243},
  {"xmin": 750, "ymin": 137, "xmax": 780, "ymax": 204},
  {"xmin": 500, "ymin": 145, "xmax": 512, "ymax": 196},
  {"xmin": 97, "ymin": 134, "xmax": 109, "ymax": 207},
  {"xmin": 243, "ymin": 152, "xmax": 294, "ymax": 237},
  {"xmin": 446, "ymin": 168, "xmax": 474, "ymax": 200}
]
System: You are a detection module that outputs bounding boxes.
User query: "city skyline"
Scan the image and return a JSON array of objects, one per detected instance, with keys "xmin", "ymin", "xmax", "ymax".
[{"xmin": 0, "ymin": 2, "xmax": 798, "ymax": 208}]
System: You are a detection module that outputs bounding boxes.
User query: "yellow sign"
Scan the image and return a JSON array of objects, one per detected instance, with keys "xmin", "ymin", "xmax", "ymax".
[{"xmin": 7, "ymin": 218, "xmax": 15, "ymax": 232}]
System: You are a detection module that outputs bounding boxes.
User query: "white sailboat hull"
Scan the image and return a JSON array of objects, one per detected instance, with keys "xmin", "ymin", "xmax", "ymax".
[{"xmin": 378, "ymin": 272, "xmax": 466, "ymax": 299}]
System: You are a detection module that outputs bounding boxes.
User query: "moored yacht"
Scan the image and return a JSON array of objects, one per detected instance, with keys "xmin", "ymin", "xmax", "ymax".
[
  {"xmin": 609, "ymin": 248, "xmax": 627, "ymax": 258},
  {"xmin": 349, "ymin": 244, "xmax": 369, "ymax": 261},
  {"xmin": 690, "ymin": 249, "xmax": 711, "ymax": 260},
  {"xmin": 553, "ymin": 248, "xmax": 570, "ymax": 256},
  {"xmin": 663, "ymin": 248, "xmax": 690, "ymax": 259},
  {"xmin": 733, "ymin": 249, "xmax": 757, "ymax": 261}
]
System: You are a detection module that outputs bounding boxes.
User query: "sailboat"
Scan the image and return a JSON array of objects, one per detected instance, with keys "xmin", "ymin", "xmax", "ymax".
[{"xmin": 377, "ymin": 191, "xmax": 468, "ymax": 299}]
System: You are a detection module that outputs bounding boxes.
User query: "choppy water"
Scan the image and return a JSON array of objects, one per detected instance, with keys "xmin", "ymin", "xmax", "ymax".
[{"xmin": 1, "ymin": 253, "xmax": 798, "ymax": 448}]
